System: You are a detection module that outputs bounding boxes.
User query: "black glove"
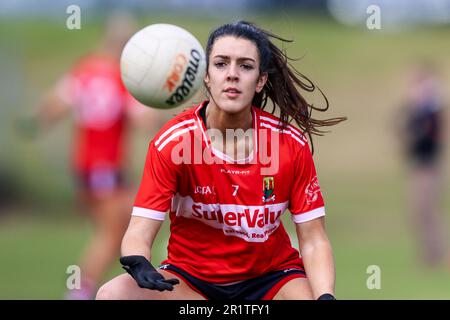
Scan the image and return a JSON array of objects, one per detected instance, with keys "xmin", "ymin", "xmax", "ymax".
[
  {"xmin": 120, "ymin": 255, "xmax": 180, "ymax": 291},
  {"xmin": 317, "ymin": 293, "xmax": 336, "ymax": 300}
]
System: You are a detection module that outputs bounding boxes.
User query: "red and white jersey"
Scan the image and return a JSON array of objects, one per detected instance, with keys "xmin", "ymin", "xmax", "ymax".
[
  {"xmin": 133, "ymin": 101, "xmax": 325, "ymax": 283},
  {"xmin": 56, "ymin": 53, "xmax": 139, "ymax": 172}
]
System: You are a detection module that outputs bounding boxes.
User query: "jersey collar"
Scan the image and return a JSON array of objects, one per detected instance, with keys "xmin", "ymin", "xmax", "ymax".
[{"xmin": 194, "ymin": 101, "xmax": 259, "ymax": 164}]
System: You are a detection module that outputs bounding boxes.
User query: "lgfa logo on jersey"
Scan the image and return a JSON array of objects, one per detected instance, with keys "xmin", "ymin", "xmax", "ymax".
[
  {"xmin": 305, "ymin": 176, "xmax": 321, "ymax": 204},
  {"xmin": 262, "ymin": 176, "xmax": 275, "ymax": 203}
]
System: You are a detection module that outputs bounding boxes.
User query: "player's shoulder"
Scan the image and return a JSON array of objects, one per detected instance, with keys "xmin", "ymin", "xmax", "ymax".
[
  {"xmin": 151, "ymin": 102, "xmax": 202, "ymax": 153},
  {"xmin": 255, "ymin": 107, "xmax": 308, "ymax": 149}
]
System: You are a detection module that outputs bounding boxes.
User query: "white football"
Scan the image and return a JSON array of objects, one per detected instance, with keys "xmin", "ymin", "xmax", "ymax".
[{"xmin": 120, "ymin": 23, "xmax": 206, "ymax": 109}]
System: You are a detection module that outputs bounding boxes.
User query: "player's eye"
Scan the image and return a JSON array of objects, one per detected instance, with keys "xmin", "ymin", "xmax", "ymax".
[
  {"xmin": 241, "ymin": 64, "xmax": 254, "ymax": 70},
  {"xmin": 214, "ymin": 61, "xmax": 226, "ymax": 68}
]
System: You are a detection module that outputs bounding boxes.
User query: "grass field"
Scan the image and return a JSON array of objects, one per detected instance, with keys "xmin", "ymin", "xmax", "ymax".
[{"xmin": 1, "ymin": 12, "xmax": 449, "ymax": 299}]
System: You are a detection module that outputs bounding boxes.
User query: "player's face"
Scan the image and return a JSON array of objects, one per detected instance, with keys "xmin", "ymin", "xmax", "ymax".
[{"xmin": 205, "ymin": 36, "xmax": 267, "ymax": 114}]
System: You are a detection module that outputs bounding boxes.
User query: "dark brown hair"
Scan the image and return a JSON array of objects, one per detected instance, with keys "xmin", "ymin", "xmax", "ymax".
[{"xmin": 205, "ymin": 21, "xmax": 346, "ymax": 152}]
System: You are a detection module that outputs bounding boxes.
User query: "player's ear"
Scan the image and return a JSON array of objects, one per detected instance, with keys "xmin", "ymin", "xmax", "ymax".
[
  {"xmin": 255, "ymin": 72, "xmax": 268, "ymax": 93},
  {"xmin": 204, "ymin": 73, "xmax": 211, "ymax": 92}
]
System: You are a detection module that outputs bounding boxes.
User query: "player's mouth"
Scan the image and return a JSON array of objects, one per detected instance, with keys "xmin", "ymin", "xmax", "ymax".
[{"xmin": 223, "ymin": 87, "xmax": 242, "ymax": 98}]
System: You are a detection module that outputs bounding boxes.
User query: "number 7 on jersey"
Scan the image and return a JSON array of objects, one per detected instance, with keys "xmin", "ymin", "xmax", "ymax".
[{"xmin": 232, "ymin": 185, "xmax": 239, "ymax": 196}]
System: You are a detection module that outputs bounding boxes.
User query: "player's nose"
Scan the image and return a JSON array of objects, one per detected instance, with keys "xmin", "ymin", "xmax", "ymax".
[{"xmin": 226, "ymin": 63, "xmax": 239, "ymax": 81}]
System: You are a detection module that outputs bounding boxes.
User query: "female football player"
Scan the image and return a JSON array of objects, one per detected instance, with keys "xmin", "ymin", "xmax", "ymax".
[
  {"xmin": 96, "ymin": 21, "xmax": 345, "ymax": 300},
  {"xmin": 399, "ymin": 63, "xmax": 447, "ymax": 267}
]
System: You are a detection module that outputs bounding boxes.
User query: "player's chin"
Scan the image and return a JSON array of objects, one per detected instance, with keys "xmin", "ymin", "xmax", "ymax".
[{"xmin": 217, "ymin": 98, "xmax": 252, "ymax": 114}]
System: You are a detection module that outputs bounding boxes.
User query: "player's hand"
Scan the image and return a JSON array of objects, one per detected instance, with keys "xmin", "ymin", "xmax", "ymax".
[
  {"xmin": 317, "ymin": 293, "xmax": 336, "ymax": 300},
  {"xmin": 120, "ymin": 255, "xmax": 180, "ymax": 291}
]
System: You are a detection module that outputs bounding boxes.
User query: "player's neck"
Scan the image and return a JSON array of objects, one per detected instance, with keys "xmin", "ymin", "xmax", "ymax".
[
  {"xmin": 205, "ymin": 101, "xmax": 253, "ymax": 134},
  {"xmin": 204, "ymin": 101, "xmax": 254, "ymax": 160}
]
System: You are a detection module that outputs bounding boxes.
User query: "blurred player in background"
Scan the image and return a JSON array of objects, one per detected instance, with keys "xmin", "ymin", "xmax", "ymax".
[
  {"xmin": 20, "ymin": 13, "xmax": 162, "ymax": 299},
  {"xmin": 399, "ymin": 62, "xmax": 447, "ymax": 267},
  {"xmin": 96, "ymin": 21, "xmax": 345, "ymax": 300}
]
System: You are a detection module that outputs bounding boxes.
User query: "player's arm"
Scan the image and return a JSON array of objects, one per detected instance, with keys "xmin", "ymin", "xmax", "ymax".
[
  {"xmin": 121, "ymin": 215, "xmax": 162, "ymax": 259},
  {"xmin": 17, "ymin": 80, "xmax": 72, "ymax": 138},
  {"xmin": 120, "ymin": 215, "xmax": 179, "ymax": 291},
  {"xmin": 119, "ymin": 139, "xmax": 181, "ymax": 292},
  {"xmin": 296, "ymin": 216, "xmax": 336, "ymax": 300},
  {"xmin": 37, "ymin": 87, "xmax": 72, "ymax": 128}
]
